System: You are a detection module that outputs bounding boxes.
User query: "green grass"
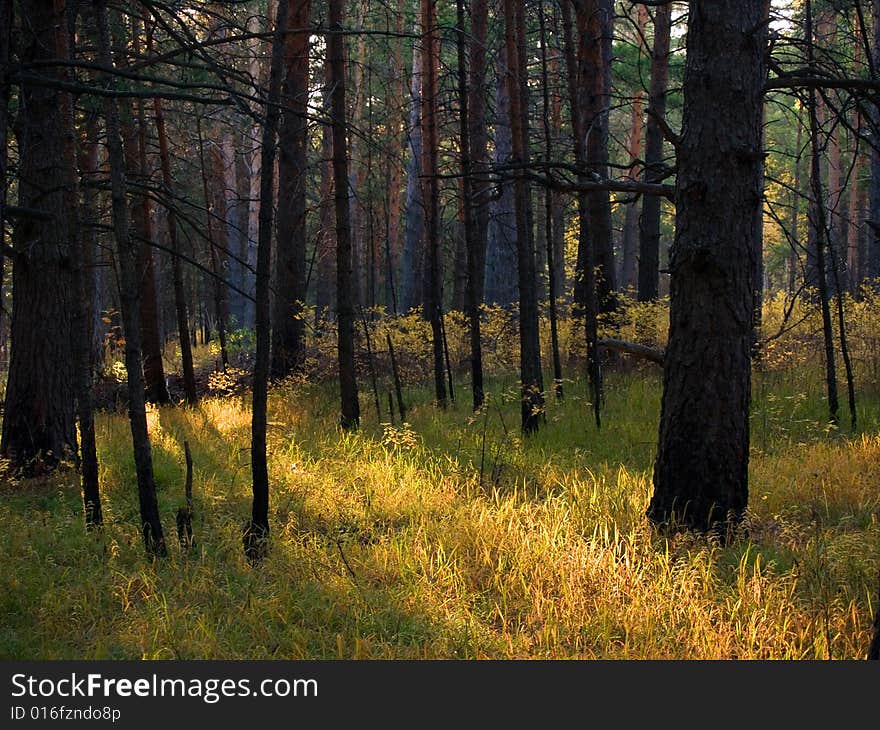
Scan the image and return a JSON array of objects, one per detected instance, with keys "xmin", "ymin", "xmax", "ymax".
[{"xmin": 1, "ymin": 367, "xmax": 879, "ymax": 659}]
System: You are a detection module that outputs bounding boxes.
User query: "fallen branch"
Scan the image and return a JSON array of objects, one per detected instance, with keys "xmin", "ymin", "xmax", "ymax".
[{"xmin": 597, "ymin": 338, "xmax": 665, "ymax": 365}]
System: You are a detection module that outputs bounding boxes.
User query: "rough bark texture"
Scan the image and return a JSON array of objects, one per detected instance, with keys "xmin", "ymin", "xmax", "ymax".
[
  {"xmin": 271, "ymin": 0, "xmax": 311, "ymax": 379},
  {"xmin": 0, "ymin": 0, "xmax": 10, "ymax": 355},
  {"xmin": 2, "ymin": 0, "xmax": 78, "ymax": 472},
  {"xmin": 329, "ymin": 0, "xmax": 360, "ymax": 430},
  {"xmin": 637, "ymin": 2, "xmax": 671, "ymax": 302},
  {"xmin": 868, "ymin": 0, "xmax": 880, "ymax": 281},
  {"xmin": 95, "ymin": 0, "xmax": 166, "ymax": 556},
  {"xmin": 468, "ymin": 0, "xmax": 490, "ymax": 309},
  {"xmin": 648, "ymin": 0, "xmax": 767, "ymax": 534}
]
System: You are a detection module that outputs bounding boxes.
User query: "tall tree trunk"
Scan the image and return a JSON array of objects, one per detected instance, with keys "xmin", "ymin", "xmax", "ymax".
[
  {"xmin": 0, "ymin": 0, "xmax": 11, "ymax": 363},
  {"xmin": 122, "ymin": 18, "xmax": 170, "ymax": 405},
  {"xmin": 152, "ymin": 72, "xmax": 198, "ymax": 405},
  {"xmin": 847, "ymin": 138, "xmax": 863, "ymax": 294},
  {"xmin": 2, "ymin": 0, "xmax": 77, "ymax": 472},
  {"xmin": 315, "ymin": 70, "xmax": 336, "ymax": 318},
  {"xmin": 647, "ymin": 0, "xmax": 767, "ymax": 535},
  {"xmin": 504, "ymin": 0, "xmax": 544, "ymax": 433},
  {"xmin": 540, "ymin": 1, "xmax": 564, "ymax": 399},
  {"xmin": 55, "ymin": 0, "xmax": 102, "ymax": 527},
  {"xmin": 400, "ymin": 23, "xmax": 426, "ymax": 314},
  {"xmin": 485, "ymin": 45, "xmax": 519, "ymax": 307},
  {"xmin": 562, "ymin": 0, "xmax": 601, "ymax": 426},
  {"xmin": 620, "ymin": 4, "xmax": 648, "ymax": 293},
  {"xmin": 246, "ymin": 0, "xmax": 289, "ymax": 562},
  {"xmin": 573, "ymin": 0, "xmax": 616, "ymax": 313},
  {"xmin": 329, "ymin": 0, "xmax": 360, "ymax": 430},
  {"xmin": 637, "ymin": 2, "xmax": 671, "ymax": 302},
  {"xmin": 196, "ymin": 118, "xmax": 230, "ymax": 370},
  {"xmin": 384, "ymin": 10, "xmax": 407, "ymax": 314},
  {"xmin": 457, "ymin": 0, "xmax": 484, "ymax": 411},
  {"xmin": 789, "ymin": 120, "xmax": 804, "ymax": 295},
  {"xmin": 870, "ymin": 0, "xmax": 880, "ymax": 281},
  {"xmin": 421, "ymin": 0, "xmax": 447, "ymax": 409},
  {"xmin": 469, "ymin": 0, "xmax": 490, "ymax": 309},
  {"xmin": 95, "ymin": 0, "xmax": 166, "ymax": 556}
]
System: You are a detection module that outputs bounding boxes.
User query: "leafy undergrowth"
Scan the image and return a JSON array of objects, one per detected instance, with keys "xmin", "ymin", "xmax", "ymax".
[{"xmin": 1, "ymin": 371, "xmax": 879, "ymax": 660}]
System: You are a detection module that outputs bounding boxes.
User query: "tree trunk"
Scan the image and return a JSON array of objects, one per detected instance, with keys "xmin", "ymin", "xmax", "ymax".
[
  {"xmin": 504, "ymin": 0, "xmax": 544, "ymax": 433},
  {"xmin": 95, "ymin": 0, "xmax": 166, "ymax": 556},
  {"xmin": 329, "ymin": 0, "xmax": 360, "ymax": 430},
  {"xmin": 55, "ymin": 0, "xmax": 102, "ymax": 526},
  {"xmin": 637, "ymin": 2, "xmax": 671, "ymax": 302},
  {"xmin": 2, "ymin": 0, "xmax": 77, "ymax": 473},
  {"xmin": 315, "ymin": 70, "xmax": 336, "ymax": 318},
  {"xmin": 246, "ymin": 0, "xmax": 289, "ymax": 562},
  {"xmin": 573, "ymin": 0, "xmax": 616, "ymax": 313},
  {"xmin": 152, "ymin": 79, "xmax": 198, "ymax": 405},
  {"xmin": 0, "ymin": 0, "xmax": 11, "ymax": 364},
  {"xmin": 123, "ymin": 18, "xmax": 169, "ymax": 405},
  {"xmin": 620, "ymin": 4, "xmax": 648, "ymax": 294},
  {"xmin": 400, "ymin": 23, "xmax": 426, "ymax": 314},
  {"xmin": 421, "ymin": 0, "xmax": 447, "ymax": 409},
  {"xmin": 561, "ymin": 0, "xmax": 602, "ymax": 426},
  {"xmin": 870, "ymin": 0, "xmax": 880, "ymax": 281},
  {"xmin": 648, "ymin": 0, "xmax": 767, "ymax": 535},
  {"xmin": 469, "ymin": 0, "xmax": 490, "ymax": 309},
  {"xmin": 788, "ymin": 121, "xmax": 804, "ymax": 295},
  {"xmin": 485, "ymin": 44, "xmax": 519, "ymax": 307},
  {"xmin": 457, "ymin": 0, "xmax": 484, "ymax": 411}
]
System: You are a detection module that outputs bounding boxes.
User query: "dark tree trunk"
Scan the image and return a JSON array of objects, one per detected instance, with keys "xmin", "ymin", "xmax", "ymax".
[
  {"xmin": 2, "ymin": 0, "xmax": 78, "ymax": 473},
  {"xmin": 95, "ymin": 0, "xmax": 166, "ymax": 556},
  {"xmin": 573, "ymin": 0, "xmax": 616, "ymax": 313},
  {"xmin": 329, "ymin": 0, "xmax": 360, "ymax": 430},
  {"xmin": 504, "ymin": 0, "xmax": 544, "ymax": 434},
  {"xmin": 468, "ymin": 0, "xmax": 490, "ymax": 310},
  {"xmin": 152, "ymin": 84, "xmax": 197, "ymax": 405},
  {"xmin": 400, "ymin": 24, "xmax": 425, "ymax": 314},
  {"xmin": 485, "ymin": 45, "xmax": 519, "ymax": 307},
  {"xmin": 869, "ymin": 0, "xmax": 880, "ymax": 281},
  {"xmin": 421, "ymin": 0, "xmax": 447, "ymax": 409},
  {"xmin": 0, "ymin": 0, "xmax": 11, "ymax": 360},
  {"xmin": 457, "ymin": 0, "xmax": 484, "ymax": 411},
  {"xmin": 315, "ymin": 72, "xmax": 336, "ymax": 318},
  {"xmin": 539, "ymin": 1, "xmax": 564, "ymax": 399},
  {"xmin": 788, "ymin": 121, "xmax": 804, "ymax": 295},
  {"xmin": 620, "ymin": 4, "xmax": 648, "ymax": 293},
  {"xmin": 123, "ymin": 19, "xmax": 169, "ymax": 405},
  {"xmin": 55, "ymin": 0, "xmax": 102, "ymax": 526},
  {"xmin": 637, "ymin": 2, "xmax": 671, "ymax": 302},
  {"xmin": 647, "ymin": 0, "xmax": 767, "ymax": 535},
  {"xmin": 272, "ymin": 0, "xmax": 311, "ymax": 379},
  {"xmin": 561, "ymin": 0, "xmax": 602, "ymax": 426},
  {"xmin": 246, "ymin": 0, "xmax": 289, "ymax": 562}
]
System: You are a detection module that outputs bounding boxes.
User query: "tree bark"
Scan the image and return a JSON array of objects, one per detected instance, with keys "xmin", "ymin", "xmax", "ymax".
[
  {"xmin": 504, "ymin": 0, "xmax": 544, "ymax": 433},
  {"xmin": 152, "ymin": 76, "xmax": 198, "ymax": 405},
  {"xmin": 421, "ymin": 0, "xmax": 447, "ymax": 409},
  {"xmin": 329, "ymin": 0, "xmax": 360, "ymax": 430},
  {"xmin": 246, "ymin": 0, "xmax": 289, "ymax": 562},
  {"xmin": 2, "ymin": 0, "xmax": 78, "ymax": 473},
  {"xmin": 457, "ymin": 0, "xmax": 484, "ymax": 411},
  {"xmin": 95, "ymin": 0, "xmax": 166, "ymax": 556},
  {"xmin": 55, "ymin": 0, "xmax": 102, "ymax": 526},
  {"xmin": 648, "ymin": 0, "xmax": 767, "ymax": 535}
]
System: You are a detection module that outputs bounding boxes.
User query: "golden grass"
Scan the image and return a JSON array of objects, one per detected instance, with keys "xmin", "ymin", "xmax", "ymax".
[{"xmin": 2, "ymin": 367, "xmax": 878, "ymax": 660}]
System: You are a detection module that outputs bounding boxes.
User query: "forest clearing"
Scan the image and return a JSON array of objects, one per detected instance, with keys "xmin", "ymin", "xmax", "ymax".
[{"xmin": 2, "ymin": 301, "xmax": 880, "ymax": 660}]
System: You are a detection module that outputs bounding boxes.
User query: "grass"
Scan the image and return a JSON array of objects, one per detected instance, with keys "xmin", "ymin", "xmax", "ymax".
[{"xmin": 2, "ymin": 359, "xmax": 879, "ymax": 660}]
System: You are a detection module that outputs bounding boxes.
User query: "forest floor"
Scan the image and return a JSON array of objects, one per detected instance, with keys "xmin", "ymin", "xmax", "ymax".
[{"xmin": 2, "ymin": 362, "xmax": 879, "ymax": 659}]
